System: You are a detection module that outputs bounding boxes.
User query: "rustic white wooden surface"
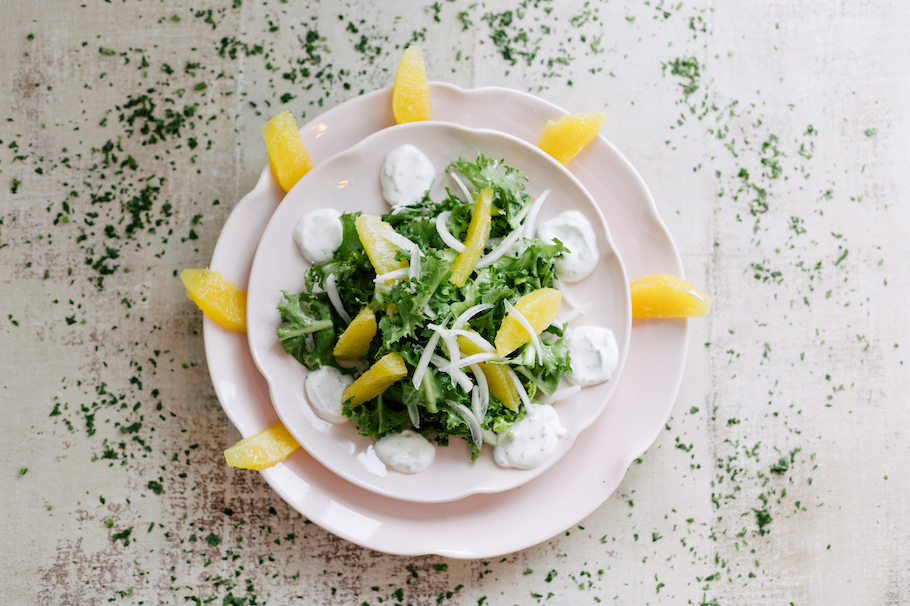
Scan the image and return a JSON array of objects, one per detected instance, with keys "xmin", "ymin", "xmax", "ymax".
[{"xmin": 2, "ymin": 0, "xmax": 909, "ymax": 604}]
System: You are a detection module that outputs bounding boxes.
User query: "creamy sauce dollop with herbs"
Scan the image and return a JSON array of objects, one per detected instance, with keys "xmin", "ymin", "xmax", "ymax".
[
  {"xmin": 374, "ymin": 429, "xmax": 436, "ymax": 474},
  {"xmin": 536, "ymin": 210, "xmax": 600, "ymax": 282},
  {"xmin": 565, "ymin": 325, "xmax": 619, "ymax": 386},
  {"xmin": 304, "ymin": 366, "xmax": 353, "ymax": 424},
  {"xmin": 293, "ymin": 208, "xmax": 344, "ymax": 265},
  {"xmin": 493, "ymin": 404, "xmax": 566, "ymax": 469},
  {"xmin": 380, "ymin": 144, "xmax": 436, "ymax": 208}
]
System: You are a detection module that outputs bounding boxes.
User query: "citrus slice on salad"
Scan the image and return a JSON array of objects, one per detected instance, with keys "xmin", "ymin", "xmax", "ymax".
[
  {"xmin": 262, "ymin": 110, "xmax": 313, "ymax": 193},
  {"xmin": 449, "ymin": 187, "xmax": 493, "ymax": 287},
  {"xmin": 457, "ymin": 334, "xmax": 521, "ymax": 411},
  {"xmin": 630, "ymin": 274, "xmax": 711, "ymax": 318},
  {"xmin": 355, "ymin": 214, "xmax": 409, "ymax": 277},
  {"xmin": 392, "ymin": 45, "xmax": 430, "ymax": 124},
  {"xmin": 343, "ymin": 353, "xmax": 408, "ymax": 407},
  {"xmin": 180, "ymin": 268, "xmax": 247, "ymax": 332},
  {"xmin": 333, "ymin": 306, "xmax": 378, "ymax": 360},
  {"xmin": 495, "ymin": 288, "xmax": 562, "ymax": 357},
  {"xmin": 224, "ymin": 423, "xmax": 300, "ymax": 469},
  {"xmin": 537, "ymin": 112, "xmax": 608, "ymax": 166}
]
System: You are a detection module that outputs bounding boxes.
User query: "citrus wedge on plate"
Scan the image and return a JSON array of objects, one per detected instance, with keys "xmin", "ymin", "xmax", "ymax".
[
  {"xmin": 537, "ymin": 112, "xmax": 608, "ymax": 165},
  {"xmin": 630, "ymin": 274, "xmax": 711, "ymax": 318},
  {"xmin": 495, "ymin": 288, "xmax": 562, "ymax": 357},
  {"xmin": 262, "ymin": 110, "xmax": 313, "ymax": 192},
  {"xmin": 224, "ymin": 423, "xmax": 300, "ymax": 470},
  {"xmin": 342, "ymin": 353, "xmax": 408, "ymax": 407},
  {"xmin": 180, "ymin": 268, "xmax": 247, "ymax": 332},
  {"xmin": 333, "ymin": 306, "xmax": 378, "ymax": 361},
  {"xmin": 392, "ymin": 45, "xmax": 430, "ymax": 124}
]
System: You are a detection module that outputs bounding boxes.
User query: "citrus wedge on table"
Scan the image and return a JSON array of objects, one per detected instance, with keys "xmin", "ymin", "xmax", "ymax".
[
  {"xmin": 262, "ymin": 110, "xmax": 312, "ymax": 192},
  {"xmin": 342, "ymin": 353, "xmax": 408, "ymax": 407},
  {"xmin": 180, "ymin": 268, "xmax": 247, "ymax": 332},
  {"xmin": 333, "ymin": 306, "xmax": 378, "ymax": 360},
  {"xmin": 392, "ymin": 45, "xmax": 430, "ymax": 124},
  {"xmin": 630, "ymin": 274, "xmax": 711, "ymax": 318},
  {"xmin": 224, "ymin": 423, "xmax": 300, "ymax": 470},
  {"xmin": 537, "ymin": 112, "xmax": 608, "ymax": 165},
  {"xmin": 495, "ymin": 288, "xmax": 562, "ymax": 357}
]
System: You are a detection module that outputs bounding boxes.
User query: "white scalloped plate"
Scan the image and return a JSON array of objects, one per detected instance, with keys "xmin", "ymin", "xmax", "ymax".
[
  {"xmin": 245, "ymin": 121, "xmax": 630, "ymax": 503},
  {"xmin": 203, "ymin": 83, "xmax": 686, "ymax": 557}
]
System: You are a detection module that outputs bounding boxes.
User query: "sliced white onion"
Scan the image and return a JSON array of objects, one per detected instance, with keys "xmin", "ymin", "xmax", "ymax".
[
  {"xmin": 407, "ymin": 402, "xmax": 421, "ymax": 428},
  {"xmin": 482, "ymin": 429, "xmax": 501, "ymax": 446},
  {"xmin": 554, "ymin": 279, "xmax": 579, "ymax": 309},
  {"xmin": 515, "ymin": 366, "xmax": 551, "ymax": 395},
  {"xmin": 412, "ymin": 331, "xmax": 442, "ymax": 390},
  {"xmin": 475, "ymin": 227, "xmax": 524, "ymax": 269},
  {"xmin": 522, "ymin": 189, "xmax": 551, "ymax": 239},
  {"xmin": 439, "ymin": 352, "xmax": 500, "ymax": 372},
  {"xmin": 325, "ymin": 274, "xmax": 352, "ymax": 325},
  {"xmin": 435, "ymin": 211, "xmax": 467, "ymax": 253},
  {"xmin": 469, "ymin": 363, "xmax": 489, "ymax": 423},
  {"xmin": 506, "ymin": 367, "xmax": 531, "ymax": 410},
  {"xmin": 504, "ymin": 300, "xmax": 543, "ymax": 364},
  {"xmin": 452, "ymin": 329, "xmax": 495, "ymax": 353},
  {"xmin": 377, "ymin": 230, "xmax": 424, "ymax": 256},
  {"xmin": 446, "ymin": 400, "xmax": 482, "ymax": 448},
  {"xmin": 450, "ymin": 172, "xmax": 473, "ymax": 203},
  {"xmin": 409, "ymin": 244, "xmax": 421, "ymax": 280},
  {"xmin": 373, "ymin": 267, "xmax": 409, "ymax": 283},
  {"xmin": 560, "ymin": 301, "xmax": 593, "ymax": 324},
  {"xmin": 430, "ymin": 354, "xmax": 474, "ymax": 393},
  {"xmin": 538, "ymin": 385, "xmax": 581, "ymax": 406},
  {"xmin": 423, "ymin": 304, "xmax": 437, "ymax": 319},
  {"xmin": 452, "ymin": 303, "xmax": 493, "ymax": 330}
]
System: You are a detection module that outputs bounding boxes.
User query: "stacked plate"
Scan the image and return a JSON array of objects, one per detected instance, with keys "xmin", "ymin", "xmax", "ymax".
[{"xmin": 203, "ymin": 83, "xmax": 687, "ymax": 558}]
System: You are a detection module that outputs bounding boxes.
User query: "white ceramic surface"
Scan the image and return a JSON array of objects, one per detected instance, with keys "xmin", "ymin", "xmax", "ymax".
[
  {"xmin": 245, "ymin": 121, "xmax": 631, "ymax": 503},
  {"xmin": 203, "ymin": 82, "xmax": 687, "ymax": 557}
]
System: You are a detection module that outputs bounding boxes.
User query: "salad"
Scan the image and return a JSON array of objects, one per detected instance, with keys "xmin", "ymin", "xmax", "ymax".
[{"xmin": 276, "ymin": 145, "xmax": 615, "ymax": 472}]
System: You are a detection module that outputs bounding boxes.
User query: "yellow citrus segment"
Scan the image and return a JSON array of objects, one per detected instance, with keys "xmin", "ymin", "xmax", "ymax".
[
  {"xmin": 342, "ymin": 353, "xmax": 408, "ymax": 407},
  {"xmin": 449, "ymin": 188, "xmax": 493, "ymax": 287},
  {"xmin": 457, "ymin": 335, "xmax": 520, "ymax": 411},
  {"xmin": 537, "ymin": 112, "xmax": 608, "ymax": 166},
  {"xmin": 180, "ymin": 268, "xmax": 247, "ymax": 332},
  {"xmin": 333, "ymin": 306, "xmax": 378, "ymax": 360},
  {"xmin": 355, "ymin": 214, "xmax": 409, "ymax": 277},
  {"xmin": 392, "ymin": 45, "xmax": 430, "ymax": 124},
  {"xmin": 262, "ymin": 110, "xmax": 313, "ymax": 193},
  {"xmin": 495, "ymin": 288, "xmax": 562, "ymax": 357},
  {"xmin": 224, "ymin": 423, "xmax": 299, "ymax": 470},
  {"xmin": 630, "ymin": 274, "xmax": 711, "ymax": 318}
]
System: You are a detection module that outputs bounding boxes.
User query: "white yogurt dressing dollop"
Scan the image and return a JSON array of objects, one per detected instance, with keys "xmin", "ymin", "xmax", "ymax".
[
  {"xmin": 304, "ymin": 366, "xmax": 354, "ymax": 424},
  {"xmin": 493, "ymin": 404, "xmax": 567, "ymax": 470},
  {"xmin": 374, "ymin": 429, "xmax": 436, "ymax": 474},
  {"xmin": 293, "ymin": 208, "xmax": 344, "ymax": 265},
  {"xmin": 536, "ymin": 210, "xmax": 600, "ymax": 282},
  {"xmin": 565, "ymin": 325, "xmax": 619, "ymax": 386},
  {"xmin": 380, "ymin": 144, "xmax": 436, "ymax": 208}
]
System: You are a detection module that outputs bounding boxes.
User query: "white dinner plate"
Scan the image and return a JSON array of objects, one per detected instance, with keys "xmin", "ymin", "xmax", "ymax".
[
  {"xmin": 245, "ymin": 121, "xmax": 631, "ymax": 503},
  {"xmin": 203, "ymin": 82, "xmax": 687, "ymax": 557}
]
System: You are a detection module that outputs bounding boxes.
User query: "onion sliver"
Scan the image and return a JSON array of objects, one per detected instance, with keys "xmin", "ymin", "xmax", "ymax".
[
  {"xmin": 407, "ymin": 402, "xmax": 421, "ymax": 428},
  {"xmin": 446, "ymin": 400, "xmax": 482, "ymax": 448},
  {"xmin": 507, "ymin": 367, "xmax": 531, "ymax": 410},
  {"xmin": 538, "ymin": 385, "xmax": 581, "ymax": 406},
  {"xmin": 504, "ymin": 300, "xmax": 543, "ymax": 364},
  {"xmin": 325, "ymin": 274, "xmax": 353, "ymax": 325},
  {"xmin": 475, "ymin": 226, "xmax": 523, "ymax": 269},
  {"xmin": 560, "ymin": 301, "xmax": 593, "ymax": 324},
  {"xmin": 522, "ymin": 189, "xmax": 551, "ymax": 239},
  {"xmin": 553, "ymin": 279, "xmax": 579, "ymax": 309},
  {"xmin": 374, "ymin": 267, "xmax": 409, "ymax": 283},
  {"xmin": 451, "ymin": 172, "xmax": 473, "ymax": 203},
  {"xmin": 469, "ymin": 363, "xmax": 489, "ymax": 423},
  {"xmin": 430, "ymin": 354, "xmax": 474, "ymax": 393},
  {"xmin": 412, "ymin": 331, "xmax": 442, "ymax": 390},
  {"xmin": 377, "ymin": 230, "xmax": 424, "ymax": 257},
  {"xmin": 439, "ymin": 352, "xmax": 500, "ymax": 372},
  {"xmin": 436, "ymin": 211, "xmax": 466, "ymax": 253},
  {"xmin": 453, "ymin": 303, "xmax": 493, "ymax": 330},
  {"xmin": 452, "ymin": 329, "xmax": 495, "ymax": 353},
  {"xmin": 516, "ymin": 366, "xmax": 551, "ymax": 395}
]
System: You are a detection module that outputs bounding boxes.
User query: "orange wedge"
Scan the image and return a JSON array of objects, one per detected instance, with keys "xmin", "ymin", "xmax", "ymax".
[
  {"xmin": 262, "ymin": 110, "xmax": 313, "ymax": 192},
  {"xmin": 495, "ymin": 288, "xmax": 562, "ymax": 357},
  {"xmin": 333, "ymin": 306, "xmax": 378, "ymax": 360},
  {"xmin": 537, "ymin": 112, "xmax": 608, "ymax": 165},
  {"xmin": 457, "ymin": 334, "xmax": 520, "ymax": 411},
  {"xmin": 355, "ymin": 214, "xmax": 409, "ymax": 277},
  {"xmin": 392, "ymin": 45, "xmax": 430, "ymax": 124},
  {"xmin": 180, "ymin": 268, "xmax": 246, "ymax": 332},
  {"xmin": 343, "ymin": 353, "xmax": 408, "ymax": 407},
  {"xmin": 449, "ymin": 187, "xmax": 493, "ymax": 287},
  {"xmin": 630, "ymin": 275, "xmax": 711, "ymax": 318},
  {"xmin": 224, "ymin": 423, "xmax": 299, "ymax": 470}
]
